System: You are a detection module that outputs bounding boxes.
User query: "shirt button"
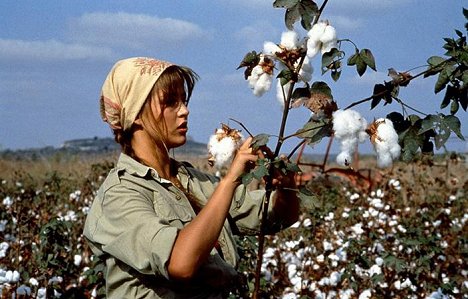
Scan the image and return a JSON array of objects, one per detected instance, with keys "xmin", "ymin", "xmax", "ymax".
[{"xmin": 176, "ymin": 195, "xmax": 181, "ymax": 200}]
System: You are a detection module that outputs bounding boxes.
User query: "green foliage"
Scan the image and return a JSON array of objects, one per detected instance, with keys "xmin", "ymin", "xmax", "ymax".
[
  {"xmin": 295, "ymin": 118, "xmax": 332, "ymax": 145},
  {"xmin": 347, "ymin": 48, "xmax": 377, "ymax": 76},
  {"xmin": 237, "ymin": 50, "xmax": 261, "ymax": 79},
  {"xmin": 273, "ymin": 0, "xmax": 319, "ymax": 31}
]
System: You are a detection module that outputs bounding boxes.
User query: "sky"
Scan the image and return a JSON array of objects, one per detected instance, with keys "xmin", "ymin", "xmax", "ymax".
[{"xmin": 0, "ymin": 0, "xmax": 466, "ymax": 156}]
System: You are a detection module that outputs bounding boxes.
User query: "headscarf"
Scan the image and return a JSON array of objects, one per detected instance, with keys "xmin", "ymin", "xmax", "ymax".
[{"xmin": 100, "ymin": 57, "xmax": 173, "ymax": 131}]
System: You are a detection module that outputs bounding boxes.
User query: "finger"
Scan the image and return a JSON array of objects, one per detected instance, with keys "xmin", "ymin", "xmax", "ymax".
[{"xmin": 239, "ymin": 137, "xmax": 253, "ymax": 151}]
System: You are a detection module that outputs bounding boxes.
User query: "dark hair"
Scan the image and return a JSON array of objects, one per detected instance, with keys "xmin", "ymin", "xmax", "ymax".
[{"xmin": 113, "ymin": 65, "xmax": 199, "ymax": 155}]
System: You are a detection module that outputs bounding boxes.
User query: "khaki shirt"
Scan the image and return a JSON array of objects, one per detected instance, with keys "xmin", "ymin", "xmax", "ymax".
[{"xmin": 83, "ymin": 153, "xmax": 280, "ymax": 298}]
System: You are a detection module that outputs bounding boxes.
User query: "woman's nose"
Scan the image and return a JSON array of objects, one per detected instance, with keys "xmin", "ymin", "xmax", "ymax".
[{"xmin": 178, "ymin": 102, "xmax": 189, "ymax": 116}]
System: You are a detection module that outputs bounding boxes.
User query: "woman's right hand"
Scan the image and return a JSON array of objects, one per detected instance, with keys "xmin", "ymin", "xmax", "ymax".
[{"xmin": 224, "ymin": 137, "xmax": 258, "ymax": 184}]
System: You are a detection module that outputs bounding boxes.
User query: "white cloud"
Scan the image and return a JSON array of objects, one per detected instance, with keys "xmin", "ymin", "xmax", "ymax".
[
  {"xmin": 218, "ymin": 0, "xmax": 271, "ymax": 9},
  {"xmin": 325, "ymin": 15, "xmax": 364, "ymax": 32},
  {"xmin": 234, "ymin": 21, "xmax": 280, "ymax": 50},
  {"xmin": 0, "ymin": 38, "xmax": 116, "ymax": 62},
  {"xmin": 68, "ymin": 12, "xmax": 212, "ymax": 50}
]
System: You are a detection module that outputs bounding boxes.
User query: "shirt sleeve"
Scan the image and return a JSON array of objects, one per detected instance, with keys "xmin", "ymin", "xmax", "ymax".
[
  {"xmin": 184, "ymin": 166, "xmax": 281, "ymax": 236},
  {"xmin": 83, "ymin": 175, "xmax": 180, "ymax": 280}
]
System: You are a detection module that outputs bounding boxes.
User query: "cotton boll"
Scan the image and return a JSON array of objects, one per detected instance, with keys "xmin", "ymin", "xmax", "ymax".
[
  {"xmin": 207, "ymin": 125, "xmax": 243, "ymax": 170},
  {"xmin": 74, "ymin": 254, "xmax": 82, "ymax": 266},
  {"xmin": 263, "ymin": 41, "xmax": 281, "ymax": 56},
  {"xmin": 370, "ymin": 118, "xmax": 401, "ymax": 168},
  {"xmin": 320, "ymin": 24, "xmax": 338, "ymax": 54},
  {"xmin": 307, "ymin": 21, "xmax": 327, "ymax": 42},
  {"xmin": 247, "ymin": 65, "xmax": 272, "ymax": 97},
  {"xmin": 306, "ymin": 39, "xmax": 321, "ymax": 58},
  {"xmin": 208, "ymin": 135, "xmax": 237, "ymax": 168},
  {"xmin": 276, "ymin": 79, "xmax": 291, "ymax": 107},
  {"xmin": 298, "ymin": 56, "xmax": 313, "ymax": 82},
  {"xmin": 332, "ymin": 109, "xmax": 367, "ymax": 139},
  {"xmin": 254, "ymin": 73, "xmax": 273, "ymax": 96},
  {"xmin": 337, "ymin": 151, "xmax": 352, "ymax": 166},
  {"xmin": 321, "ymin": 40, "xmax": 338, "ymax": 54},
  {"xmin": 248, "ymin": 65, "xmax": 263, "ymax": 88},
  {"xmin": 333, "ymin": 109, "xmax": 368, "ymax": 166},
  {"xmin": 281, "ymin": 30, "xmax": 300, "ymax": 50},
  {"xmin": 247, "ymin": 56, "xmax": 273, "ymax": 97},
  {"xmin": 320, "ymin": 25, "xmax": 337, "ymax": 45}
]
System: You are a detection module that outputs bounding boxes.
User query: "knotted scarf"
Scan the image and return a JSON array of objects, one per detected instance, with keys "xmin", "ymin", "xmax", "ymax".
[{"xmin": 100, "ymin": 57, "xmax": 173, "ymax": 131}]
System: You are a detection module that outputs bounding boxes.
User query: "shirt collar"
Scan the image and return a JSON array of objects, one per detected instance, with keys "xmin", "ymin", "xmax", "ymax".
[{"xmin": 116, "ymin": 153, "xmax": 191, "ymax": 184}]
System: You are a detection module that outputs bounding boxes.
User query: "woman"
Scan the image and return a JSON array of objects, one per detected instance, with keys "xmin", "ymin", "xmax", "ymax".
[{"xmin": 83, "ymin": 57, "xmax": 299, "ymax": 298}]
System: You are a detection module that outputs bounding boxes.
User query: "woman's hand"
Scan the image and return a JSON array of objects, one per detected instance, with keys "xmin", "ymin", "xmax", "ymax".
[{"xmin": 224, "ymin": 137, "xmax": 258, "ymax": 184}]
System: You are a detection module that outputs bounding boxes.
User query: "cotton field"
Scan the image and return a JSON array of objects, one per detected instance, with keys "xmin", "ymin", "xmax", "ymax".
[{"xmin": 0, "ymin": 155, "xmax": 466, "ymax": 298}]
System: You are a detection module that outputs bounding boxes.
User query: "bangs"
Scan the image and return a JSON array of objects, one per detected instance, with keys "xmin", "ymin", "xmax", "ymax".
[{"xmin": 156, "ymin": 65, "xmax": 199, "ymax": 107}]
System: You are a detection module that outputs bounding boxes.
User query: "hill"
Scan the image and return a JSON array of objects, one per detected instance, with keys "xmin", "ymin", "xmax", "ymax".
[{"xmin": 0, "ymin": 137, "xmax": 209, "ymax": 160}]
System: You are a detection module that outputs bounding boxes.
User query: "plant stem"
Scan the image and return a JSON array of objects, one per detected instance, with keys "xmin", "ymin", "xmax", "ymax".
[{"xmin": 321, "ymin": 135, "xmax": 334, "ymax": 172}]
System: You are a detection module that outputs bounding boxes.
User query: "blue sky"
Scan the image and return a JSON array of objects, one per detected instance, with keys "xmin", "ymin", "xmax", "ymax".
[{"xmin": 0, "ymin": 0, "xmax": 466, "ymax": 155}]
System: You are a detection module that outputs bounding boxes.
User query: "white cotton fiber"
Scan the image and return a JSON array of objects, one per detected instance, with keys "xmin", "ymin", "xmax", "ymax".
[
  {"xmin": 247, "ymin": 65, "xmax": 272, "ymax": 97},
  {"xmin": 263, "ymin": 41, "xmax": 281, "ymax": 56},
  {"xmin": 332, "ymin": 109, "xmax": 368, "ymax": 166},
  {"xmin": 281, "ymin": 30, "xmax": 300, "ymax": 50},
  {"xmin": 307, "ymin": 21, "xmax": 338, "ymax": 57},
  {"xmin": 372, "ymin": 118, "xmax": 401, "ymax": 168}
]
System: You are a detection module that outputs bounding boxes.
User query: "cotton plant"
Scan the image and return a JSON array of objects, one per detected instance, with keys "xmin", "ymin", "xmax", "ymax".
[{"xmin": 227, "ymin": 0, "xmax": 424, "ymax": 296}]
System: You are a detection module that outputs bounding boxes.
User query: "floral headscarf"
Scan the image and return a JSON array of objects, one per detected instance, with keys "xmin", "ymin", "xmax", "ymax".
[{"xmin": 100, "ymin": 57, "xmax": 173, "ymax": 131}]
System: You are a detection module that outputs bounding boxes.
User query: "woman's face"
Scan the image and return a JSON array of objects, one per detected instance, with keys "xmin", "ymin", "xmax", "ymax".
[{"xmin": 154, "ymin": 86, "xmax": 190, "ymax": 149}]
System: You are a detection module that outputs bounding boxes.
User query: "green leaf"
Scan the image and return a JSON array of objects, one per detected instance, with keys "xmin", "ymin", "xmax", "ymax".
[
  {"xmin": 295, "ymin": 119, "xmax": 332, "ymax": 144},
  {"xmin": 284, "ymin": 5, "xmax": 301, "ymax": 30},
  {"xmin": 237, "ymin": 51, "xmax": 259, "ymax": 69},
  {"xmin": 298, "ymin": 0, "xmax": 319, "ymax": 31},
  {"xmin": 360, "ymin": 48, "xmax": 377, "ymax": 71},
  {"xmin": 386, "ymin": 111, "xmax": 409, "ymax": 133},
  {"xmin": 371, "ymin": 84, "xmax": 387, "ymax": 108},
  {"xmin": 427, "ymin": 56, "xmax": 446, "ymax": 67},
  {"xmin": 441, "ymin": 85, "xmax": 455, "ymax": 109},
  {"xmin": 419, "ymin": 114, "xmax": 440, "ymax": 135},
  {"xmin": 450, "ymin": 99, "xmax": 459, "ymax": 114},
  {"xmin": 238, "ymin": 51, "xmax": 260, "ymax": 79},
  {"xmin": 435, "ymin": 68, "xmax": 450, "ymax": 93},
  {"xmin": 252, "ymin": 163, "xmax": 269, "ymax": 180},
  {"xmin": 400, "ymin": 122, "xmax": 425, "ymax": 161},
  {"xmin": 347, "ymin": 51, "xmax": 359, "ymax": 66},
  {"xmin": 321, "ymin": 48, "xmax": 343, "ymax": 74},
  {"xmin": 285, "ymin": 161, "xmax": 301, "ymax": 173},
  {"xmin": 371, "ymin": 96, "xmax": 381, "ymax": 110},
  {"xmin": 298, "ymin": 187, "xmax": 320, "ymax": 209},
  {"xmin": 251, "ymin": 134, "xmax": 270, "ymax": 151},
  {"xmin": 241, "ymin": 172, "xmax": 254, "ymax": 185},
  {"xmin": 310, "ymin": 81, "xmax": 333, "ymax": 99},
  {"xmin": 291, "ymin": 87, "xmax": 310, "ymax": 102},
  {"xmin": 356, "ymin": 58, "xmax": 367, "ymax": 76},
  {"xmin": 277, "ymin": 68, "xmax": 295, "ymax": 85},
  {"xmin": 331, "ymin": 69, "xmax": 341, "ymax": 81},
  {"xmin": 443, "ymin": 115, "xmax": 465, "ymax": 140},
  {"xmin": 273, "ymin": 0, "xmax": 299, "ymax": 8}
]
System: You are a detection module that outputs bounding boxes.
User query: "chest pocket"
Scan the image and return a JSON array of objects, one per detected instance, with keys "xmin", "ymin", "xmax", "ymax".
[{"xmin": 152, "ymin": 189, "xmax": 193, "ymax": 229}]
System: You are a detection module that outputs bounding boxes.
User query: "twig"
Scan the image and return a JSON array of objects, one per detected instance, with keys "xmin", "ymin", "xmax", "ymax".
[
  {"xmin": 228, "ymin": 118, "xmax": 254, "ymax": 137},
  {"xmin": 288, "ymin": 139, "xmax": 307, "ymax": 160}
]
